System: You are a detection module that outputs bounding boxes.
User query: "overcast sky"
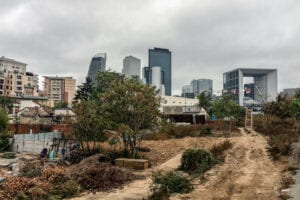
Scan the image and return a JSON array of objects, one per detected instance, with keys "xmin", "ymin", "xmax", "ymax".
[{"xmin": 0, "ymin": 0, "xmax": 299, "ymax": 95}]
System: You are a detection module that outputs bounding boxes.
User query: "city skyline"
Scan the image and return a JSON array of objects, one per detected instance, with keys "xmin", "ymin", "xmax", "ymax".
[{"xmin": 1, "ymin": 1, "xmax": 299, "ymax": 95}]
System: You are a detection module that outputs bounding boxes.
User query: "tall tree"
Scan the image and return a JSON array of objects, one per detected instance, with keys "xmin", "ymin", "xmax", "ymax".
[
  {"xmin": 197, "ymin": 92, "xmax": 212, "ymax": 115},
  {"xmin": 73, "ymin": 76, "xmax": 94, "ymax": 103},
  {"xmin": 72, "ymin": 72, "xmax": 126, "ymax": 152},
  {"xmin": 102, "ymin": 78, "xmax": 160, "ymax": 157}
]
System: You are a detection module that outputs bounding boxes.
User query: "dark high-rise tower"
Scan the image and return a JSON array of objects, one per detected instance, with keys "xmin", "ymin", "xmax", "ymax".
[
  {"xmin": 146, "ymin": 48, "xmax": 172, "ymax": 96},
  {"xmin": 87, "ymin": 53, "xmax": 106, "ymax": 81}
]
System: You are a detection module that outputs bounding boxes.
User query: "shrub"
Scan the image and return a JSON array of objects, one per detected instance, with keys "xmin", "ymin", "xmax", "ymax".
[
  {"xmin": 0, "ymin": 176, "xmax": 33, "ymax": 199},
  {"xmin": 2, "ymin": 152, "xmax": 16, "ymax": 159},
  {"xmin": 200, "ymin": 125, "xmax": 212, "ymax": 135},
  {"xmin": 210, "ymin": 140, "xmax": 232, "ymax": 161},
  {"xmin": 170, "ymin": 125, "xmax": 202, "ymax": 138},
  {"xmin": 0, "ymin": 132, "xmax": 11, "ymax": 152},
  {"xmin": 152, "ymin": 171, "xmax": 192, "ymax": 195},
  {"xmin": 20, "ymin": 163, "xmax": 42, "ymax": 178},
  {"xmin": 268, "ymin": 134, "xmax": 294, "ymax": 160},
  {"xmin": 143, "ymin": 132, "xmax": 171, "ymax": 140},
  {"xmin": 50, "ymin": 180, "xmax": 80, "ymax": 198},
  {"xmin": 180, "ymin": 149, "xmax": 214, "ymax": 174},
  {"xmin": 41, "ymin": 167, "xmax": 68, "ymax": 184},
  {"xmin": 27, "ymin": 186, "xmax": 47, "ymax": 200}
]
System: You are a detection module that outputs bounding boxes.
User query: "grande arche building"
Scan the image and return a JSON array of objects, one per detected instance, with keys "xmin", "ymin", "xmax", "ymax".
[{"xmin": 223, "ymin": 68, "xmax": 278, "ymax": 106}]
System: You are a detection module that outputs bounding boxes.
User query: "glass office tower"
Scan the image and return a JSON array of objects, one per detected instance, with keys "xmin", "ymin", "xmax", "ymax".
[
  {"xmin": 147, "ymin": 48, "xmax": 172, "ymax": 96},
  {"xmin": 87, "ymin": 53, "xmax": 106, "ymax": 81}
]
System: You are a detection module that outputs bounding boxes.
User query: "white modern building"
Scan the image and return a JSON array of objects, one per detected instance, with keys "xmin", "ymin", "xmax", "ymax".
[
  {"xmin": 159, "ymin": 95, "xmax": 208, "ymax": 124},
  {"xmin": 122, "ymin": 56, "xmax": 141, "ymax": 78},
  {"xmin": 151, "ymin": 66, "xmax": 165, "ymax": 95},
  {"xmin": 223, "ymin": 68, "xmax": 278, "ymax": 106}
]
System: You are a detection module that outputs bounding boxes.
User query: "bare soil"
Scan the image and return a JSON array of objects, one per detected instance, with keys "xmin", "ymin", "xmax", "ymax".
[
  {"xmin": 72, "ymin": 129, "xmax": 284, "ymax": 200},
  {"xmin": 171, "ymin": 129, "xmax": 282, "ymax": 200}
]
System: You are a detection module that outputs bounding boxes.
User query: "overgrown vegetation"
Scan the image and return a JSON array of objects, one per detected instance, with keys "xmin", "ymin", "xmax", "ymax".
[
  {"xmin": 254, "ymin": 91, "xmax": 300, "ymax": 161},
  {"xmin": 151, "ymin": 171, "xmax": 192, "ymax": 196},
  {"xmin": 0, "ymin": 166, "xmax": 80, "ymax": 200}
]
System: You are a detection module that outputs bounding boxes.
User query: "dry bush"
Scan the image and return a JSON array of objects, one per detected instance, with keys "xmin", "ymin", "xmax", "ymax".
[
  {"xmin": 253, "ymin": 115, "xmax": 299, "ymax": 160},
  {"xmin": 20, "ymin": 162, "xmax": 43, "ymax": 178},
  {"xmin": 0, "ymin": 176, "xmax": 33, "ymax": 199},
  {"xmin": 27, "ymin": 186, "xmax": 47, "ymax": 200},
  {"xmin": 210, "ymin": 140, "xmax": 233, "ymax": 161},
  {"xmin": 49, "ymin": 180, "xmax": 81, "ymax": 198},
  {"xmin": 144, "ymin": 132, "xmax": 171, "ymax": 140},
  {"xmin": 171, "ymin": 125, "xmax": 202, "ymax": 138},
  {"xmin": 41, "ymin": 166, "xmax": 67, "ymax": 184},
  {"xmin": 74, "ymin": 163, "xmax": 135, "ymax": 191}
]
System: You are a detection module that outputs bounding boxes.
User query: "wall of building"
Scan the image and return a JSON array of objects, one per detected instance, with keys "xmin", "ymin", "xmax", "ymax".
[
  {"xmin": 0, "ymin": 56, "xmax": 27, "ymax": 96},
  {"xmin": 12, "ymin": 132, "xmax": 62, "ymax": 154}
]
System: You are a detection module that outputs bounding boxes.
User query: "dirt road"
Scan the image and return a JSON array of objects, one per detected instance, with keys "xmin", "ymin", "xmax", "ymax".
[{"xmin": 171, "ymin": 129, "xmax": 282, "ymax": 200}]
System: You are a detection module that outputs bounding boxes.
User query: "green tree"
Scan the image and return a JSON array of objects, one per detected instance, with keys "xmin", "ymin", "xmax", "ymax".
[
  {"xmin": 0, "ymin": 96, "xmax": 13, "ymax": 113},
  {"xmin": 72, "ymin": 72, "xmax": 122, "ymax": 152},
  {"xmin": 72, "ymin": 100, "xmax": 110, "ymax": 153},
  {"xmin": 197, "ymin": 92, "xmax": 212, "ymax": 115},
  {"xmin": 73, "ymin": 77, "xmax": 94, "ymax": 103},
  {"xmin": 102, "ymin": 78, "xmax": 160, "ymax": 157},
  {"xmin": 212, "ymin": 95, "xmax": 245, "ymax": 125},
  {"xmin": 0, "ymin": 108, "xmax": 10, "ymax": 152}
]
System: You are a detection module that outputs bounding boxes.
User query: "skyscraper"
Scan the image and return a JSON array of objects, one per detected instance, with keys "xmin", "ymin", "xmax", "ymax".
[
  {"xmin": 191, "ymin": 79, "xmax": 213, "ymax": 97},
  {"xmin": 145, "ymin": 48, "xmax": 172, "ymax": 96},
  {"xmin": 122, "ymin": 56, "xmax": 141, "ymax": 78},
  {"xmin": 87, "ymin": 53, "xmax": 106, "ymax": 81},
  {"xmin": 181, "ymin": 85, "xmax": 195, "ymax": 99}
]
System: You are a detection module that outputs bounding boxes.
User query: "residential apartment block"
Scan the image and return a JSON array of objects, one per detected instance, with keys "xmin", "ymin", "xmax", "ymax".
[
  {"xmin": 0, "ymin": 56, "xmax": 39, "ymax": 97},
  {"xmin": 43, "ymin": 76, "xmax": 76, "ymax": 105}
]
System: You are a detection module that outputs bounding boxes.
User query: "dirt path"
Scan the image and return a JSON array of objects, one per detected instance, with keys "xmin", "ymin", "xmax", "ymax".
[
  {"xmin": 71, "ymin": 151, "xmax": 183, "ymax": 200},
  {"xmin": 72, "ymin": 129, "xmax": 282, "ymax": 200},
  {"xmin": 171, "ymin": 129, "xmax": 282, "ymax": 200}
]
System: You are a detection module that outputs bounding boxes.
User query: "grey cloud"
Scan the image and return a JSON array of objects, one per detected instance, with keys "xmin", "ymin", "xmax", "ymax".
[{"xmin": 0, "ymin": 0, "xmax": 300, "ymax": 93}]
